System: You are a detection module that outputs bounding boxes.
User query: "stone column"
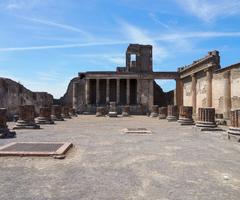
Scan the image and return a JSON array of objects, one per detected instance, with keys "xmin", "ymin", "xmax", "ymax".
[
  {"xmin": 96, "ymin": 79, "xmax": 100, "ymax": 105},
  {"xmin": 206, "ymin": 69, "xmax": 213, "ymax": 107},
  {"xmin": 159, "ymin": 107, "xmax": 167, "ymax": 119},
  {"xmin": 228, "ymin": 109, "xmax": 240, "ymax": 141},
  {"xmin": 127, "ymin": 79, "xmax": 130, "ymax": 105},
  {"xmin": 85, "ymin": 79, "xmax": 90, "ymax": 104},
  {"xmin": 116, "ymin": 79, "xmax": 120, "ymax": 104},
  {"xmin": 62, "ymin": 106, "xmax": 71, "ymax": 119},
  {"xmin": 106, "ymin": 79, "xmax": 110, "ymax": 103},
  {"xmin": 73, "ymin": 82, "xmax": 78, "ymax": 110},
  {"xmin": 223, "ymin": 71, "xmax": 231, "ymax": 119},
  {"xmin": 196, "ymin": 107, "xmax": 217, "ymax": 129},
  {"xmin": 136, "ymin": 79, "xmax": 141, "ymax": 104},
  {"xmin": 14, "ymin": 105, "xmax": 40, "ymax": 129},
  {"xmin": 175, "ymin": 78, "xmax": 183, "ymax": 107},
  {"xmin": 150, "ymin": 105, "xmax": 159, "ymax": 117},
  {"xmin": 178, "ymin": 106, "xmax": 194, "ymax": 125},
  {"xmin": 148, "ymin": 80, "xmax": 154, "ymax": 110},
  {"xmin": 51, "ymin": 105, "xmax": 64, "ymax": 121},
  {"xmin": 166, "ymin": 105, "xmax": 178, "ymax": 121},
  {"xmin": 191, "ymin": 74, "xmax": 197, "ymax": 114},
  {"xmin": 122, "ymin": 105, "xmax": 130, "ymax": 117},
  {"xmin": 36, "ymin": 107, "xmax": 54, "ymax": 124}
]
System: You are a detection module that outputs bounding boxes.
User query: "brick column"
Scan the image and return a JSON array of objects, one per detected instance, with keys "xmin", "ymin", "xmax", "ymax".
[
  {"xmin": 228, "ymin": 109, "xmax": 240, "ymax": 141},
  {"xmin": 159, "ymin": 107, "xmax": 167, "ymax": 119},
  {"xmin": 206, "ymin": 69, "xmax": 213, "ymax": 107},
  {"xmin": 223, "ymin": 71, "xmax": 231, "ymax": 119},
  {"xmin": 196, "ymin": 107, "xmax": 217, "ymax": 129},
  {"xmin": 127, "ymin": 79, "xmax": 130, "ymax": 105},
  {"xmin": 0, "ymin": 108, "xmax": 16, "ymax": 138},
  {"xmin": 36, "ymin": 107, "xmax": 54, "ymax": 124},
  {"xmin": 191, "ymin": 74, "xmax": 197, "ymax": 114},
  {"xmin": 85, "ymin": 79, "xmax": 90, "ymax": 104},
  {"xmin": 106, "ymin": 79, "xmax": 110, "ymax": 104},
  {"xmin": 167, "ymin": 105, "xmax": 178, "ymax": 121},
  {"xmin": 178, "ymin": 106, "xmax": 194, "ymax": 125},
  {"xmin": 175, "ymin": 78, "xmax": 183, "ymax": 107},
  {"xmin": 51, "ymin": 105, "xmax": 64, "ymax": 121},
  {"xmin": 116, "ymin": 79, "xmax": 120, "ymax": 104},
  {"xmin": 73, "ymin": 82, "xmax": 78, "ymax": 110},
  {"xmin": 96, "ymin": 79, "xmax": 100, "ymax": 105}
]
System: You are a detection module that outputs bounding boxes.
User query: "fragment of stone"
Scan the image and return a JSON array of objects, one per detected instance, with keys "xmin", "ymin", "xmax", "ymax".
[{"xmin": 121, "ymin": 106, "xmax": 130, "ymax": 117}]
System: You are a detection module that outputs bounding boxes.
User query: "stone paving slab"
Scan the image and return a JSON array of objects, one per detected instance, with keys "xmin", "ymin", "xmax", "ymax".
[{"xmin": 0, "ymin": 116, "xmax": 240, "ymax": 200}]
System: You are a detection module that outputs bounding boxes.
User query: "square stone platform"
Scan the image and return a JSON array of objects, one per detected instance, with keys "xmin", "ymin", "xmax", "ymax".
[{"xmin": 0, "ymin": 116, "xmax": 240, "ymax": 200}]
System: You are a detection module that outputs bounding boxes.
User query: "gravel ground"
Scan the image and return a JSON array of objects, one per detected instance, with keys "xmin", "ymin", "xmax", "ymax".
[{"xmin": 0, "ymin": 115, "xmax": 240, "ymax": 200}]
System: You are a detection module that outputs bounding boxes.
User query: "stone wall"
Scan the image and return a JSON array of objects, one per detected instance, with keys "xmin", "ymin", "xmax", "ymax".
[
  {"xmin": 231, "ymin": 68, "xmax": 240, "ymax": 109},
  {"xmin": 183, "ymin": 76, "xmax": 192, "ymax": 106},
  {"xmin": 0, "ymin": 77, "xmax": 53, "ymax": 118}
]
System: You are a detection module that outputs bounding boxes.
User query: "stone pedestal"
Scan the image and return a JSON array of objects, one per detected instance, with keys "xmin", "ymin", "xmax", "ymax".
[
  {"xmin": 51, "ymin": 105, "xmax": 64, "ymax": 121},
  {"xmin": 108, "ymin": 102, "xmax": 117, "ymax": 117},
  {"xmin": 14, "ymin": 105, "xmax": 40, "ymax": 129},
  {"xmin": 159, "ymin": 107, "xmax": 167, "ymax": 119},
  {"xmin": 215, "ymin": 113, "xmax": 226, "ymax": 125},
  {"xmin": 96, "ymin": 107, "xmax": 105, "ymax": 117},
  {"xmin": 70, "ymin": 108, "xmax": 78, "ymax": 117},
  {"xmin": 150, "ymin": 105, "xmax": 159, "ymax": 117},
  {"xmin": 62, "ymin": 106, "xmax": 71, "ymax": 119},
  {"xmin": 178, "ymin": 106, "xmax": 194, "ymax": 125},
  {"xmin": 228, "ymin": 110, "xmax": 240, "ymax": 142},
  {"xmin": 122, "ymin": 106, "xmax": 130, "ymax": 117},
  {"xmin": 0, "ymin": 108, "xmax": 16, "ymax": 138},
  {"xmin": 196, "ymin": 107, "xmax": 217, "ymax": 129},
  {"xmin": 36, "ymin": 107, "xmax": 54, "ymax": 124},
  {"xmin": 166, "ymin": 105, "xmax": 178, "ymax": 122}
]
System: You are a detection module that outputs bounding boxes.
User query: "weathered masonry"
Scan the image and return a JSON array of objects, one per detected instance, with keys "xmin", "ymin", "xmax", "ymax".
[
  {"xmin": 179, "ymin": 51, "xmax": 240, "ymax": 119},
  {"xmin": 71, "ymin": 44, "xmax": 240, "ymax": 118},
  {"xmin": 72, "ymin": 44, "xmax": 179, "ymax": 114}
]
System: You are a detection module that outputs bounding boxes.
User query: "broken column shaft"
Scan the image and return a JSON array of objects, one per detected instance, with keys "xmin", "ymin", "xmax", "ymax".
[
  {"xmin": 150, "ymin": 105, "xmax": 159, "ymax": 117},
  {"xmin": 36, "ymin": 107, "xmax": 54, "ymax": 124},
  {"xmin": 51, "ymin": 105, "xmax": 64, "ymax": 121},
  {"xmin": 159, "ymin": 107, "xmax": 167, "ymax": 119},
  {"xmin": 167, "ymin": 105, "xmax": 178, "ymax": 121},
  {"xmin": 122, "ymin": 105, "xmax": 130, "ymax": 117},
  {"xmin": 195, "ymin": 107, "xmax": 217, "ymax": 129},
  {"xmin": 228, "ymin": 109, "xmax": 240, "ymax": 142},
  {"xmin": 178, "ymin": 106, "xmax": 194, "ymax": 125},
  {"xmin": 14, "ymin": 105, "xmax": 40, "ymax": 129}
]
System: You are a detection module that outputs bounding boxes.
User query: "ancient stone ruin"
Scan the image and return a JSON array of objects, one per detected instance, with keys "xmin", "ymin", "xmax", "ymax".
[{"xmin": 0, "ymin": 108, "xmax": 16, "ymax": 138}]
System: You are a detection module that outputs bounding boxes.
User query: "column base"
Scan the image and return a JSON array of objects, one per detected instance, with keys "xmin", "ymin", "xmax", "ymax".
[
  {"xmin": 51, "ymin": 115, "xmax": 64, "ymax": 121},
  {"xmin": 13, "ymin": 120, "xmax": 40, "ymax": 129},
  {"xmin": 177, "ymin": 118, "xmax": 195, "ymax": 125},
  {"xmin": 121, "ymin": 112, "xmax": 130, "ymax": 117},
  {"xmin": 228, "ymin": 127, "xmax": 240, "ymax": 142},
  {"xmin": 150, "ymin": 112, "xmax": 159, "ymax": 117},
  {"xmin": 108, "ymin": 112, "xmax": 118, "ymax": 117},
  {"xmin": 0, "ymin": 128, "xmax": 16, "ymax": 139},
  {"xmin": 159, "ymin": 114, "xmax": 167, "ymax": 119},
  {"xmin": 36, "ymin": 117, "xmax": 55, "ymax": 125},
  {"xmin": 167, "ymin": 116, "xmax": 178, "ymax": 122}
]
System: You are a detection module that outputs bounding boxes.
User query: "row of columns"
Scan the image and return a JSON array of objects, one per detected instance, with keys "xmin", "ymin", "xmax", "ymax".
[
  {"xmin": 85, "ymin": 79, "xmax": 133, "ymax": 105},
  {"xmin": 189, "ymin": 69, "xmax": 231, "ymax": 118}
]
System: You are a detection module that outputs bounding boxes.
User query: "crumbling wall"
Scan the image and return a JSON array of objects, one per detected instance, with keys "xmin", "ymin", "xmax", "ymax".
[
  {"xmin": 0, "ymin": 78, "xmax": 53, "ymax": 117},
  {"xmin": 231, "ymin": 68, "xmax": 240, "ymax": 109}
]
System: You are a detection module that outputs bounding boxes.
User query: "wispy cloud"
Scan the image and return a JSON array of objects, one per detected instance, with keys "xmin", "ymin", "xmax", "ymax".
[
  {"xmin": 119, "ymin": 20, "xmax": 168, "ymax": 62},
  {"xmin": 0, "ymin": 41, "xmax": 128, "ymax": 52},
  {"xmin": 149, "ymin": 13, "xmax": 170, "ymax": 29},
  {"xmin": 20, "ymin": 16, "xmax": 91, "ymax": 38},
  {"xmin": 2, "ymin": 0, "xmax": 50, "ymax": 11},
  {"xmin": 176, "ymin": 0, "xmax": 240, "ymax": 22}
]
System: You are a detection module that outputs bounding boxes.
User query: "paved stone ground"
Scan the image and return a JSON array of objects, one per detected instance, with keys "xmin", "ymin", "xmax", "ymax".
[{"xmin": 0, "ymin": 116, "xmax": 240, "ymax": 200}]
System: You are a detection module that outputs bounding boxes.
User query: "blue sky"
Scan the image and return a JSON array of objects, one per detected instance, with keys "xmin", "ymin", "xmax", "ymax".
[{"xmin": 0, "ymin": 0, "xmax": 240, "ymax": 98}]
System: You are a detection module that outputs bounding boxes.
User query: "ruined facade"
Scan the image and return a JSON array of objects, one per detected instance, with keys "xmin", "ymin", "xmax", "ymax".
[
  {"xmin": 0, "ymin": 78, "xmax": 53, "ymax": 118},
  {"xmin": 71, "ymin": 44, "xmax": 177, "ymax": 114},
  {"xmin": 179, "ymin": 51, "xmax": 240, "ymax": 119},
  {"xmin": 70, "ymin": 44, "xmax": 240, "ymax": 118}
]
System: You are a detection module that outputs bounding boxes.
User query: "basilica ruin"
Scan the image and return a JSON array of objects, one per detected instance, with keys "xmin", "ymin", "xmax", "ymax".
[{"xmin": 69, "ymin": 44, "xmax": 240, "ymax": 119}]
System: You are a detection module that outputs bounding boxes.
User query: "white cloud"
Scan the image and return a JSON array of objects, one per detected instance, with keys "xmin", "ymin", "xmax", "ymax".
[
  {"xmin": 119, "ymin": 20, "xmax": 168, "ymax": 62},
  {"xmin": 20, "ymin": 17, "xmax": 91, "ymax": 38},
  {"xmin": 176, "ymin": 0, "xmax": 240, "ymax": 22},
  {"xmin": 2, "ymin": 0, "xmax": 50, "ymax": 11}
]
